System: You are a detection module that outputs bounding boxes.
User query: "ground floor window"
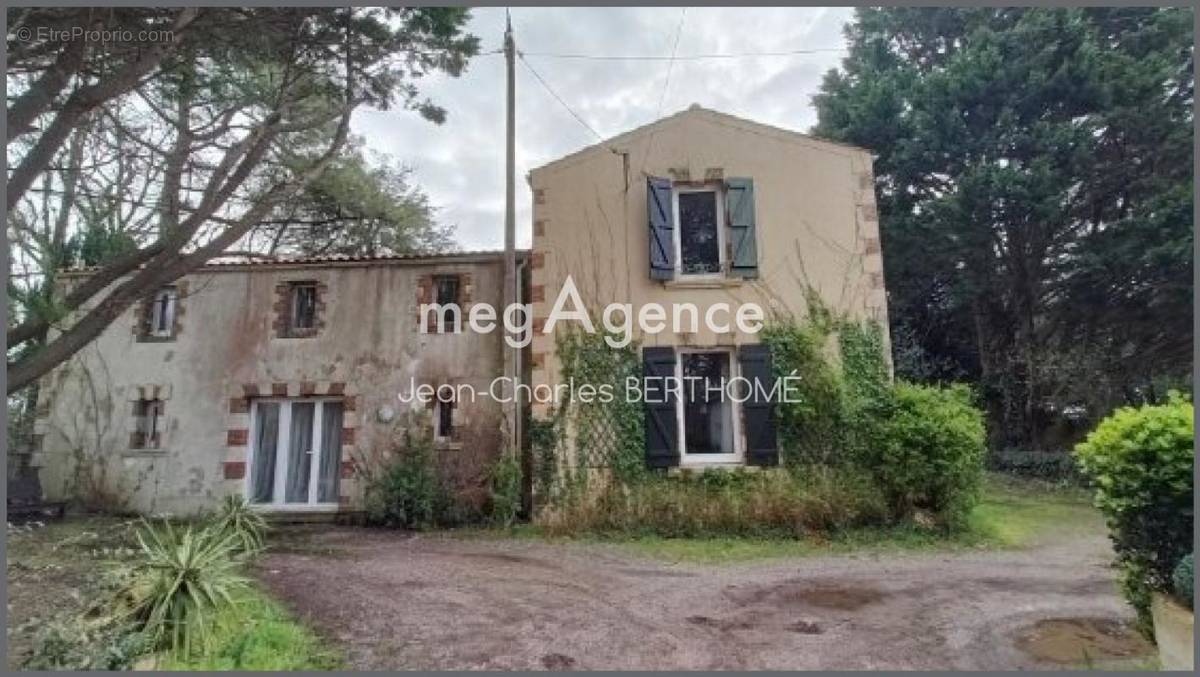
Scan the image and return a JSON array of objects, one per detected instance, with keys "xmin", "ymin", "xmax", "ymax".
[
  {"xmin": 675, "ymin": 349, "xmax": 742, "ymax": 464},
  {"xmin": 248, "ymin": 398, "xmax": 343, "ymax": 507}
]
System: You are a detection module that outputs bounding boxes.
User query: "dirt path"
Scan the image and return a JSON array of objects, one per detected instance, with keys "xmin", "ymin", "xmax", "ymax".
[{"xmin": 257, "ymin": 527, "xmax": 1149, "ymax": 670}]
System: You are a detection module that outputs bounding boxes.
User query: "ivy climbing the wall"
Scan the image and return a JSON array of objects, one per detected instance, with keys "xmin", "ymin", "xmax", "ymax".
[
  {"xmin": 533, "ymin": 293, "xmax": 987, "ymax": 535},
  {"xmin": 531, "ymin": 325, "xmax": 645, "ymax": 511}
]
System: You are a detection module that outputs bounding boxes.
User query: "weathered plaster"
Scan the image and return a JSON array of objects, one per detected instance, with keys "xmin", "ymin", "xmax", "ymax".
[{"xmin": 35, "ymin": 255, "xmax": 518, "ymax": 515}]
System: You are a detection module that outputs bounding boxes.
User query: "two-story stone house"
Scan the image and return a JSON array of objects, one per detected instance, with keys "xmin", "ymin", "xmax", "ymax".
[{"xmin": 527, "ymin": 105, "xmax": 887, "ymax": 474}]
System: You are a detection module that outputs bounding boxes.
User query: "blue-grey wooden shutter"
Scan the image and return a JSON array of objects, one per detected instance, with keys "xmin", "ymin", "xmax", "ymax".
[
  {"xmin": 647, "ymin": 176, "xmax": 675, "ymax": 280},
  {"xmin": 642, "ymin": 347, "xmax": 679, "ymax": 468},
  {"xmin": 726, "ymin": 177, "xmax": 758, "ymax": 278},
  {"xmin": 739, "ymin": 343, "xmax": 778, "ymax": 466}
]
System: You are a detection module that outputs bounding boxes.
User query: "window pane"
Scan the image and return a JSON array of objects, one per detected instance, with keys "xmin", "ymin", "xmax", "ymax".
[
  {"xmin": 250, "ymin": 403, "xmax": 280, "ymax": 503},
  {"xmin": 437, "ymin": 399, "xmax": 453, "ymax": 438},
  {"xmin": 291, "ymin": 285, "xmax": 316, "ymax": 329},
  {"xmin": 285, "ymin": 402, "xmax": 315, "ymax": 502},
  {"xmin": 436, "ymin": 276, "xmax": 460, "ymax": 305},
  {"xmin": 679, "ymin": 191, "xmax": 720, "ymax": 275},
  {"xmin": 682, "ymin": 352, "xmax": 734, "ymax": 454},
  {"xmin": 317, "ymin": 402, "xmax": 343, "ymax": 503},
  {"xmin": 435, "ymin": 276, "xmax": 460, "ymax": 332}
]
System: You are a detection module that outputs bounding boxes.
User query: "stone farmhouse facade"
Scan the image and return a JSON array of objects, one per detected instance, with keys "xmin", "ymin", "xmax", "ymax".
[
  {"xmin": 31, "ymin": 106, "xmax": 885, "ymax": 516},
  {"xmin": 32, "ymin": 251, "xmax": 526, "ymax": 515}
]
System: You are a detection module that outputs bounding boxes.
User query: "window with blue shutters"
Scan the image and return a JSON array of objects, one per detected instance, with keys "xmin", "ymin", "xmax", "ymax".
[{"xmin": 646, "ymin": 176, "xmax": 759, "ymax": 280}]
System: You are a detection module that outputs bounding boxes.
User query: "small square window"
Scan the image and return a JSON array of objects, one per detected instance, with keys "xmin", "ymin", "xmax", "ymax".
[
  {"xmin": 150, "ymin": 288, "xmax": 177, "ymax": 337},
  {"xmin": 132, "ymin": 399, "xmax": 165, "ymax": 449},
  {"xmin": 139, "ymin": 287, "xmax": 179, "ymax": 341},
  {"xmin": 289, "ymin": 283, "xmax": 318, "ymax": 333}
]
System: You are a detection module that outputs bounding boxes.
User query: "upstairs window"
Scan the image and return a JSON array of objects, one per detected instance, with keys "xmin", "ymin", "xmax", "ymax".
[
  {"xmin": 274, "ymin": 280, "xmax": 325, "ymax": 338},
  {"xmin": 647, "ymin": 177, "xmax": 758, "ymax": 281},
  {"xmin": 675, "ymin": 187, "xmax": 724, "ymax": 276},
  {"xmin": 150, "ymin": 288, "xmax": 178, "ymax": 337},
  {"xmin": 137, "ymin": 286, "xmax": 180, "ymax": 341},
  {"xmin": 131, "ymin": 399, "xmax": 165, "ymax": 449},
  {"xmin": 433, "ymin": 274, "xmax": 461, "ymax": 333},
  {"xmin": 290, "ymin": 283, "xmax": 317, "ymax": 332}
]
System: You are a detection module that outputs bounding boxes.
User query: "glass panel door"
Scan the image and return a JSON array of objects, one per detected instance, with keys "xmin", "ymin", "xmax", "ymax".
[
  {"xmin": 285, "ymin": 402, "xmax": 315, "ymax": 503},
  {"xmin": 250, "ymin": 402, "xmax": 280, "ymax": 503},
  {"xmin": 248, "ymin": 399, "xmax": 340, "ymax": 507},
  {"xmin": 317, "ymin": 402, "xmax": 343, "ymax": 503}
]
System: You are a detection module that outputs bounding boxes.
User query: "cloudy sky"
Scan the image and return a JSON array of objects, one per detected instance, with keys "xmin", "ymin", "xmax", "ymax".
[{"xmin": 353, "ymin": 7, "xmax": 855, "ymax": 250}]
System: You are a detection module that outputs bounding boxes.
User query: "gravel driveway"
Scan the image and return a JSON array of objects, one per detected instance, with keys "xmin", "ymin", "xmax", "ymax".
[{"xmin": 256, "ymin": 526, "xmax": 1148, "ymax": 670}]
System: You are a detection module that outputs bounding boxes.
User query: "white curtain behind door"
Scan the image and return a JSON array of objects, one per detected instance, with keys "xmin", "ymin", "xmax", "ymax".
[{"xmin": 285, "ymin": 402, "xmax": 315, "ymax": 502}]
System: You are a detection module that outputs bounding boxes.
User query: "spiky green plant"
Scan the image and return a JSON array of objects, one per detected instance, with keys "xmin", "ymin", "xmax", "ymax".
[
  {"xmin": 213, "ymin": 495, "xmax": 268, "ymax": 555},
  {"xmin": 121, "ymin": 520, "xmax": 248, "ymax": 656}
]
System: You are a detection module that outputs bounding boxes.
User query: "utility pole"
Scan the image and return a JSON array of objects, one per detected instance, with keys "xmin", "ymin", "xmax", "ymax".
[{"xmin": 502, "ymin": 12, "xmax": 519, "ymax": 460}]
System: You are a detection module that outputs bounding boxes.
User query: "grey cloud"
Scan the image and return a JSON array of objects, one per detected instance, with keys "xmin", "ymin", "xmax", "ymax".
[{"xmin": 351, "ymin": 7, "xmax": 853, "ymax": 250}]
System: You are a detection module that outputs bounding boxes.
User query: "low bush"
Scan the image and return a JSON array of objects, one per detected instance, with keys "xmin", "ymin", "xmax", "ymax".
[
  {"xmin": 857, "ymin": 382, "xmax": 987, "ymax": 528},
  {"xmin": 363, "ymin": 438, "xmax": 446, "ymax": 529},
  {"xmin": 212, "ymin": 495, "xmax": 268, "ymax": 555},
  {"xmin": 542, "ymin": 466, "xmax": 889, "ymax": 538},
  {"xmin": 1172, "ymin": 554, "xmax": 1193, "ymax": 610},
  {"xmin": 1073, "ymin": 392, "xmax": 1194, "ymax": 636},
  {"xmin": 488, "ymin": 451, "xmax": 523, "ymax": 527},
  {"xmin": 24, "ymin": 617, "xmax": 148, "ymax": 670}
]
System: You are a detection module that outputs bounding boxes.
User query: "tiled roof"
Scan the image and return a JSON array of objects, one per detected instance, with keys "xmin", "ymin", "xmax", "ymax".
[{"xmin": 60, "ymin": 249, "xmax": 529, "ymax": 275}]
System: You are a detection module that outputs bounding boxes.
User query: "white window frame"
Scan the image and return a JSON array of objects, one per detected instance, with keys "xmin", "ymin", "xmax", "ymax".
[
  {"xmin": 671, "ymin": 185, "xmax": 727, "ymax": 279},
  {"xmin": 246, "ymin": 397, "xmax": 341, "ymax": 511},
  {"xmin": 149, "ymin": 288, "xmax": 177, "ymax": 337},
  {"xmin": 674, "ymin": 347, "xmax": 744, "ymax": 466}
]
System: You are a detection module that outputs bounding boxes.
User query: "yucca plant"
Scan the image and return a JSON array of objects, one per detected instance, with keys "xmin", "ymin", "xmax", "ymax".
[
  {"xmin": 213, "ymin": 495, "xmax": 268, "ymax": 555},
  {"xmin": 121, "ymin": 520, "xmax": 248, "ymax": 656}
]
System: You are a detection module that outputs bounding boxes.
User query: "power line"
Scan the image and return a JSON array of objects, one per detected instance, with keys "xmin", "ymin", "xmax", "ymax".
[
  {"xmin": 640, "ymin": 8, "xmax": 687, "ymax": 176},
  {"xmin": 518, "ymin": 46, "xmax": 844, "ymax": 61},
  {"xmin": 517, "ymin": 52, "xmax": 606, "ymax": 143}
]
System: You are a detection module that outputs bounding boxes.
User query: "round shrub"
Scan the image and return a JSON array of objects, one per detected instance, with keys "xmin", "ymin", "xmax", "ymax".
[
  {"xmin": 1172, "ymin": 554, "xmax": 1193, "ymax": 610},
  {"xmin": 1073, "ymin": 392, "xmax": 1194, "ymax": 635},
  {"xmin": 861, "ymin": 382, "xmax": 987, "ymax": 527}
]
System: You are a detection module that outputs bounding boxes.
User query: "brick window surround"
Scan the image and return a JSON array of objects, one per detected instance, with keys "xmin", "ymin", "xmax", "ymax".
[
  {"xmin": 224, "ymin": 381, "xmax": 360, "ymax": 505},
  {"xmin": 273, "ymin": 280, "xmax": 328, "ymax": 338},
  {"xmin": 127, "ymin": 384, "xmax": 171, "ymax": 450},
  {"xmin": 415, "ymin": 272, "xmax": 473, "ymax": 332}
]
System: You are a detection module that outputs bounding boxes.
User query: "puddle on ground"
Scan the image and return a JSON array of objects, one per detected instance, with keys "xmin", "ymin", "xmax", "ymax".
[
  {"xmin": 686, "ymin": 615, "xmax": 754, "ymax": 631},
  {"xmin": 797, "ymin": 585, "xmax": 885, "ymax": 610},
  {"xmin": 1014, "ymin": 617, "xmax": 1153, "ymax": 664},
  {"xmin": 541, "ymin": 653, "xmax": 576, "ymax": 670},
  {"xmin": 725, "ymin": 580, "xmax": 887, "ymax": 610}
]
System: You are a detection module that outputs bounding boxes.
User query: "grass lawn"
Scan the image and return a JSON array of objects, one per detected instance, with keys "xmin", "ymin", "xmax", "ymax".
[
  {"xmin": 156, "ymin": 587, "xmax": 342, "ymax": 670},
  {"xmin": 5, "ymin": 516, "xmax": 340, "ymax": 671},
  {"xmin": 459, "ymin": 473, "xmax": 1103, "ymax": 564}
]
